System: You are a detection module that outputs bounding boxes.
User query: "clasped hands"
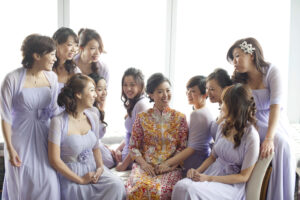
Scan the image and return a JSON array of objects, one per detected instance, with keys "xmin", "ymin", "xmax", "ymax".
[
  {"xmin": 80, "ymin": 166, "xmax": 104, "ymax": 184},
  {"xmin": 186, "ymin": 168, "xmax": 211, "ymax": 182},
  {"xmin": 140, "ymin": 162, "xmax": 178, "ymax": 176}
]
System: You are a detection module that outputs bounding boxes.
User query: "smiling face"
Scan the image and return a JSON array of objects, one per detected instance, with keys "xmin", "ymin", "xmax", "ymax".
[
  {"xmin": 37, "ymin": 50, "xmax": 57, "ymax": 71},
  {"xmin": 186, "ymin": 85, "xmax": 204, "ymax": 108},
  {"xmin": 78, "ymin": 81, "xmax": 97, "ymax": 109},
  {"xmin": 149, "ymin": 81, "xmax": 171, "ymax": 110},
  {"xmin": 122, "ymin": 75, "xmax": 142, "ymax": 99},
  {"xmin": 80, "ymin": 39, "xmax": 101, "ymax": 63},
  {"xmin": 232, "ymin": 48, "xmax": 255, "ymax": 73},
  {"xmin": 206, "ymin": 79, "xmax": 223, "ymax": 104},
  {"xmin": 56, "ymin": 36, "xmax": 77, "ymax": 62},
  {"xmin": 95, "ymin": 79, "xmax": 107, "ymax": 107}
]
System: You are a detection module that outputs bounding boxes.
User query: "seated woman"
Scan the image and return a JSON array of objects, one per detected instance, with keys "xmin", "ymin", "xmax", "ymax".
[
  {"xmin": 48, "ymin": 74, "xmax": 125, "ymax": 200},
  {"xmin": 156, "ymin": 75, "xmax": 213, "ymax": 175},
  {"xmin": 206, "ymin": 68, "xmax": 232, "ymax": 140},
  {"xmin": 172, "ymin": 84, "xmax": 260, "ymax": 200},
  {"xmin": 125, "ymin": 73, "xmax": 188, "ymax": 200},
  {"xmin": 115, "ymin": 67, "xmax": 151, "ymax": 171},
  {"xmin": 88, "ymin": 73, "xmax": 116, "ymax": 169}
]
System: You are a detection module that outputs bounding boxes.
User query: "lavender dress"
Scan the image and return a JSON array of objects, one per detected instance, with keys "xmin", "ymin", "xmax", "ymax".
[
  {"xmin": 48, "ymin": 110, "xmax": 126, "ymax": 200},
  {"xmin": 0, "ymin": 68, "xmax": 60, "ymax": 199},
  {"xmin": 252, "ymin": 65, "xmax": 296, "ymax": 200},
  {"xmin": 122, "ymin": 96, "xmax": 151, "ymax": 161},
  {"xmin": 172, "ymin": 123, "xmax": 260, "ymax": 200},
  {"xmin": 73, "ymin": 54, "xmax": 109, "ymax": 85},
  {"xmin": 183, "ymin": 107, "xmax": 213, "ymax": 172}
]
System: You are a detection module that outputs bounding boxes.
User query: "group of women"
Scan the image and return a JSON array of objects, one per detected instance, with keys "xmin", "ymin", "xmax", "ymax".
[{"xmin": 0, "ymin": 26, "xmax": 296, "ymax": 200}]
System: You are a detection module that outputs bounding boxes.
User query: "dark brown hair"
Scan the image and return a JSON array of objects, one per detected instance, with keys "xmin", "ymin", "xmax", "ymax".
[
  {"xmin": 121, "ymin": 68, "xmax": 145, "ymax": 117},
  {"xmin": 52, "ymin": 27, "xmax": 78, "ymax": 74},
  {"xmin": 78, "ymin": 28, "xmax": 105, "ymax": 74},
  {"xmin": 146, "ymin": 73, "xmax": 171, "ymax": 103},
  {"xmin": 21, "ymin": 34, "xmax": 56, "ymax": 69},
  {"xmin": 186, "ymin": 75, "xmax": 207, "ymax": 95},
  {"xmin": 89, "ymin": 73, "xmax": 107, "ymax": 126},
  {"xmin": 58, "ymin": 73, "xmax": 95, "ymax": 117},
  {"xmin": 221, "ymin": 83, "xmax": 257, "ymax": 148},
  {"xmin": 226, "ymin": 37, "xmax": 269, "ymax": 84},
  {"xmin": 207, "ymin": 68, "xmax": 232, "ymax": 89}
]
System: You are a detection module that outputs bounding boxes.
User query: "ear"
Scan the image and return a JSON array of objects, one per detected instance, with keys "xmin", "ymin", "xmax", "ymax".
[
  {"xmin": 250, "ymin": 54, "xmax": 255, "ymax": 61},
  {"xmin": 75, "ymin": 92, "xmax": 82, "ymax": 100},
  {"xmin": 33, "ymin": 53, "xmax": 41, "ymax": 61},
  {"xmin": 202, "ymin": 93, "xmax": 208, "ymax": 99}
]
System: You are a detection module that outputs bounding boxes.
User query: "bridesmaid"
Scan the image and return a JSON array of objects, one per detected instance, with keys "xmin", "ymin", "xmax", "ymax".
[
  {"xmin": 74, "ymin": 28, "xmax": 109, "ymax": 85},
  {"xmin": 172, "ymin": 84, "xmax": 260, "ymax": 200},
  {"xmin": 114, "ymin": 67, "xmax": 151, "ymax": 171},
  {"xmin": 156, "ymin": 75, "xmax": 213, "ymax": 174},
  {"xmin": 88, "ymin": 73, "xmax": 116, "ymax": 169},
  {"xmin": 0, "ymin": 34, "xmax": 60, "ymax": 199},
  {"xmin": 52, "ymin": 27, "xmax": 81, "ymax": 92},
  {"xmin": 48, "ymin": 73, "xmax": 125, "ymax": 200},
  {"xmin": 227, "ymin": 37, "xmax": 296, "ymax": 200},
  {"xmin": 206, "ymin": 68, "xmax": 232, "ymax": 140}
]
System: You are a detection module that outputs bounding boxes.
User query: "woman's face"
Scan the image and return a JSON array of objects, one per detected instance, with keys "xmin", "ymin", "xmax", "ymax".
[
  {"xmin": 123, "ymin": 75, "xmax": 141, "ymax": 99},
  {"xmin": 56, "ymin": 36, "xmax": 77, "ymax": 62},
  {"xmin": 232, "ymin": 48, "xmax": 254, "ymax": 73},
  {"xmin": 220, "ymin": 101, "xmax": 228, "ymax": 117},
  {"xmin": 79, "ymin": 81, "xmax": 97, "ymax": 108},
  {"xmin": 150, "ymin": 81, "xmax": 171, "ymax": 110},
  {"xmin": 38, "ymin": 50, "xmax": 57, "ymax": 71},
  {"xmin": 206, "ymin": 79, "xmax": 223, "ymax": 104},
  {"xmin": 95, "ymin": 79, "xmax": 107, "ymax": 106},
  {"xmin": 186, "ymin": 85, "xmax": 203, "ymax": 107},
  {"xmin": 80, "ymin": 39, "xmax": 101, "ymax": 63}
]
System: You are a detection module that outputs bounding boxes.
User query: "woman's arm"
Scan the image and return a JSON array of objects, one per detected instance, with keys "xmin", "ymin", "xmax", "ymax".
[
  {"xmin": 260, "ymin": 104, "xmax": 279, "ymax": 158},
  {"xmin": 196, "ymin": 154, "xmax": 216, "ymax": 173},
  {"xmin": 48, "ymin": 141, "xmax": 93, "ymax": 184},
  {"xmin": 115, "ymin": 154, "xmax": 133, "ymax": 171},
  {"xmin": 1, "ymin": 120, "xmax": 21, "ymax": 167},
  {"xmin": 194, "ymin": 165, "xmax": 255, "ymax": 184},
  {"xmin": 92, "ymin": 148, "xmax": 104, "ymax": 183}
]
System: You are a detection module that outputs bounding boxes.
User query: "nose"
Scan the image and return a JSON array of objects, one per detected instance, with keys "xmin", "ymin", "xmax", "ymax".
[{"xmin": 233, "ymin": 57, "xmax": 237, "ymax": 65}]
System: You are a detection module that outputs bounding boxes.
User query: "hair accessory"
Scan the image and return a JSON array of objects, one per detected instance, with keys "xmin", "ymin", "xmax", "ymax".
[{"xmin": 239, "ymin": 41, "xmax": 255, "ymax": 54}]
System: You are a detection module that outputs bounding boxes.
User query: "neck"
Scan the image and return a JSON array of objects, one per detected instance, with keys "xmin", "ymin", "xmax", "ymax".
[
  {"xmin": 247, "ymin": 64, "xmax": 262, "ymax": 82},
  {"xmin": 75, "ymin": 104, "xmax": 85, "ymax": 117},
  {"xmin": 27, "ymin": 66, "xmax": 43, "ymax": 76},
  {"xmin": 59, "ymin": 59, "xmax": 67, "ymax": 67},
  {"xmin": 194, "ymin": 102, "xmax": 205, "ymax": 110},
  {"xmin": 155, "ymin": 104, "xmax": 167, "ymax": 113}
]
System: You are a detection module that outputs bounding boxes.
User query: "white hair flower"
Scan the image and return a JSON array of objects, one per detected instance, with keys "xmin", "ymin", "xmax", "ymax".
[{"xmin": 239, "ymin": 41, "xmax": 255, "ymax": 54}]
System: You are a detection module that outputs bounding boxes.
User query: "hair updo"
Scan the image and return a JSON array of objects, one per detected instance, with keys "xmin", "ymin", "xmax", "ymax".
[
  {"xmin": 146, "ymin": 73, "xmax": 171, "ymax": 103},
  {"xmin": 58, "ymin": 73, "xmax": 95, "ymax": 116}
]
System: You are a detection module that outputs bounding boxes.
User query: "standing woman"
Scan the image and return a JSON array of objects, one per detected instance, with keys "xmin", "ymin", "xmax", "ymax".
[
  {"xmin": 114, "ymin": 67, "xmax": 151, "ymax": 171},
  {"xmin": 52, "ymin": 27, "xmax": 81, "ymax": 92},
  {"xmin": 0, "ymin": 34, "xmax": 60, "ymax": 199},
  {"xmin": 206, "ymin": 68, "xmax": 232, "ymax": 140},
  {"xmin": 48, "ymin": 74, "xmax": 126, "ymax": 200},
  {"xmin": 172, "ymin": 84, "xmax": 260, "ymax": 200},
  {"xmin": 227, "ymin": 37, "xmax": 296, "ymax": 200},
  {"xmin": 74, "ymin": 28, "xmax": 109, "ymax": 85},
  {"xmin": 89, "ymin": 73, "xmax": 116, "ymax": 169},
  {"xmin": 126, "ymin": 73, "xmax": 188, "ymax": 200},
  {"xmin": 156, "ymin": 75, "xmax": 213, "ymax": 174}
]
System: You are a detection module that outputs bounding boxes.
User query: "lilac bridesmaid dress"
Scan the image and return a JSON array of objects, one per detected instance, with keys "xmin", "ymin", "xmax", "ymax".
[
  {"xmin": 252, "ymin": 65, "xmax": 296, "ymax": 200},
  {"xmin": 48, "ymin": 110, "xmax": 126, "ymax": 200},
  {"xmin": 0, "ymin": 68, "xmax": 60, "ymax": 199},
  {"xmin": 172, "ymin": 124, "xmax": 260, "ymax": 200},
  {"xmin": 183, "ymin": 107, "xmax": 213, "ymax": 172}
]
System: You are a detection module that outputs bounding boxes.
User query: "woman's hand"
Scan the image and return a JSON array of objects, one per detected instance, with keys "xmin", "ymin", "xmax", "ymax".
[
  {"xmin": 115, "ymin": 162, "xmax": 127, "ymax": 171},
  {"xmin": 80, "ymin": 172, "xmax": 95, "ymax": 184},
  {"xmin": 260, "ymin": 138, "xmax": 274, "ymax": 159},
  {"xmin": 187, "ymin": 168, "xmax": 198, "ymax": 179},
  {"xmin": 140, "ymin": 162, "xmax": 156, "ymax": 177},
  {"xmin": 92, "ymin": 167, "xmax": 104, "ymax": 183},
  {"xmin": 155, "ymin": 162, "xmax": 178, "ymax": 174},
  {"xmin": 8, "ymin": 147, "xmax": 22, "ymax": 167},
  {"xmin": 191, "ymin": 173, "xmax": 211, "ymax": 182},
  {"xmin": 114, "ymin": 150, "xmax": 123, "ymax": 163}
]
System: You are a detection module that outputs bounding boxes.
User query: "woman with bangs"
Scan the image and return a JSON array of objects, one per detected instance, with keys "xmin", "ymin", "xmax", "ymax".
[
  {"xmin": 172, "ymin": 84, "xmax": 260, "ymax": 200},
  {"xmin": 0, "ymin": 34, "xmax": 60, "ymax": 199},
  {"xmin": 52, "ymin": 27, "xmax": 81, "ymax": 92}
]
